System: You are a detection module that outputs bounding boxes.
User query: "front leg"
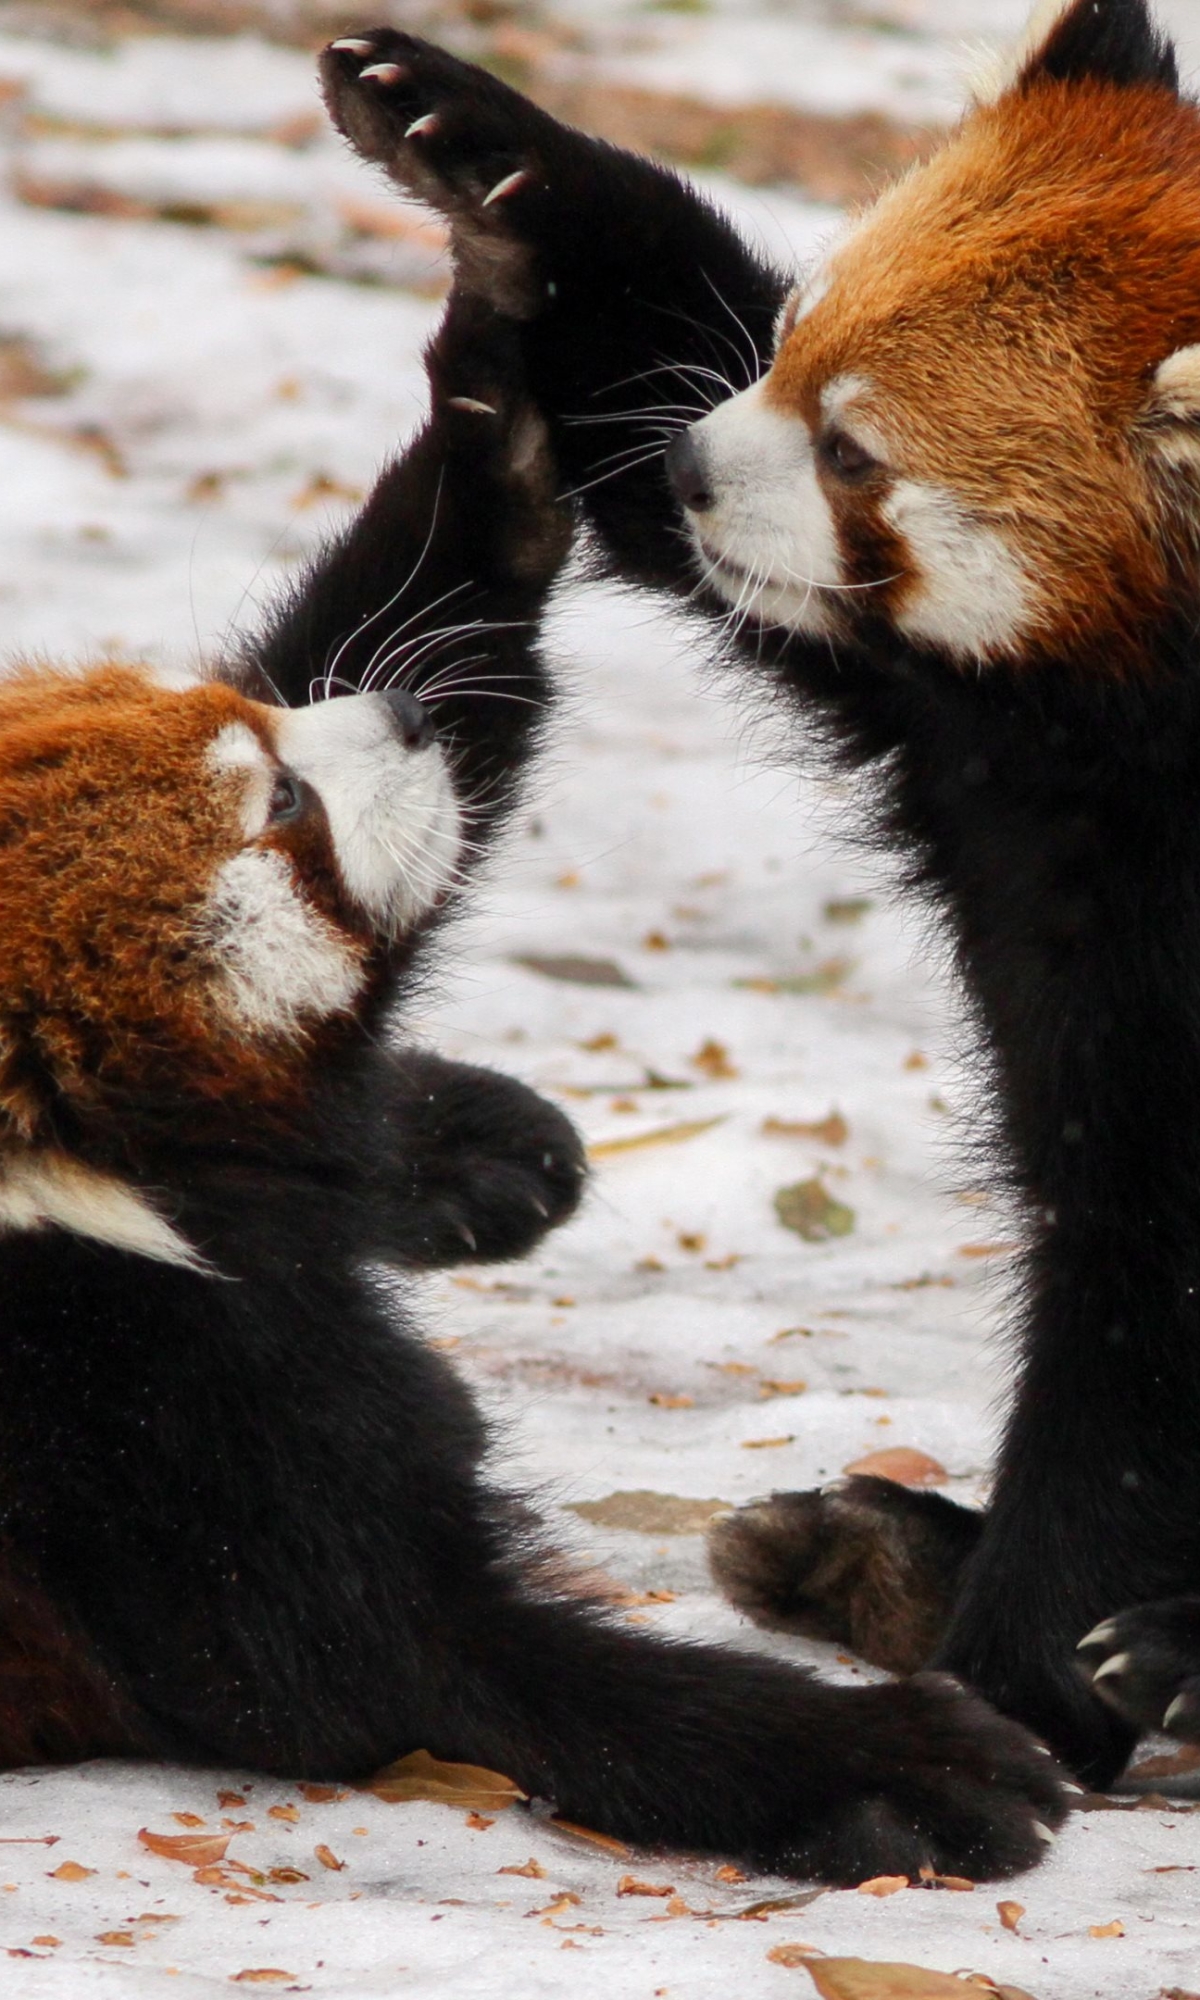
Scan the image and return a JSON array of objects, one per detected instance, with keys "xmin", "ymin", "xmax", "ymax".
[
  {"xmin": 1078, "ymin": 1598, "xmax": 1200, "ymax": 1742},
  {"xmin": 363, "ymin": 1048, "xmax": 587, "ymax": 1268},
  {"xmin": 320, "ymin": 33, "xmax": 788, "ymax": 595}
]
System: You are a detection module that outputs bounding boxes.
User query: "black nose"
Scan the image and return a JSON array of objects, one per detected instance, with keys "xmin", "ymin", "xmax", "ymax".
[
  {"xmin": 384, "ymin": 688, "xmax": 435, "ymax": 750},
  {"xmin": 664, "ymin": 429, "xmax": 714, "ymax": 513}
]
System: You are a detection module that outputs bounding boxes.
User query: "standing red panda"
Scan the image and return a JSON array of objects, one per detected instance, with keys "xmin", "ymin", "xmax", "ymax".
[
  {"xmin": 322, "ymin": 0, "xmax": 1200, "ymax": 1785},
  {"xmin": 0, "ymin": 295, "xmax": 1063, "ymax": 1879}
]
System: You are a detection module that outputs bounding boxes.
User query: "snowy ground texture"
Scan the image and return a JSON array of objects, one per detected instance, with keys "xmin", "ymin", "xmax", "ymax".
[{"xmin": 3, "ymin": 3, "xmax": 1200, "ymax": 1994}]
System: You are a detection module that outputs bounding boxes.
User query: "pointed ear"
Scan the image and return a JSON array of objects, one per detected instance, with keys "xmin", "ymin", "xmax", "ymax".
[
  {"xmin": 972, "ymin": 0, "xmax": 1177, "ymax": 107},
  {"xmin": 1141, "ymin": 346, "xmax": 1200, "ymax": 470}
]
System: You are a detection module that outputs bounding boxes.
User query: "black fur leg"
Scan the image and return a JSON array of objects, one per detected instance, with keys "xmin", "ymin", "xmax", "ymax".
[
  {"xmin": 709, "ymin": 1478, "xmax": 984, "ymax": 1675},
  {"xmin": 321, "ymin": 32, "xmax": 788, "ymax": 592},
  {"xmin": 1077, "ymin": 1598, "xmax": 1200, "ymax": 1740}
]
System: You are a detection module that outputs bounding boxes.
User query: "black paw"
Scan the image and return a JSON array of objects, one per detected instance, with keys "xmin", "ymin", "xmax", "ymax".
[
  {"xmin": 709, "ymin": 1477, "xmax": 982, "ymax": 1675},
  {"xmin": 1077, "ymin": 1597, "xmax": 1200, "ymax": 1740},
  {"xmin": 794, "ymin": 1673, "xmax": 1067, "ymax": 1884},
  {"xmin": 321, "ymin": 32, "xmax": 552, "ymax": 317}
]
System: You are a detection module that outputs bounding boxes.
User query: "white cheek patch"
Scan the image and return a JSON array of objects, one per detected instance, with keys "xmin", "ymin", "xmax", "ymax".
[
  {"xmin": 274, "ymin": 695, "xmax": 462, "ymax": 933},
  {"xmin": 202, "ymin": 847, "xmax": 365, "ymax": 1035},
  {"xmin": 686, "ymin": 382, "xmax": 844, "ymax": 634},
  {"xmin": 882, "ymin": 480, "xmax": 1031, "ymax": 661},
  {"xmin": 207, "ymin": 721, "xmax": 273, "ymax": 839},
  {"xmin": 0, "ymin": 1153, "xmax": 206, "ymax": 1271}
]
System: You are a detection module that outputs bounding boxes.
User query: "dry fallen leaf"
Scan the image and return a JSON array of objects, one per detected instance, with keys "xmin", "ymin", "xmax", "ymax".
[
  {"xmin": 857, "ymin": 1876, "xmax": 908, "ymax": 1897},
  {"xmin": 715, "ymin": 1864, "xmax": 748, "ymax": 1884},
  {"xmin": 769, "ymin": 1944, "xmax": 822, "ymax": 1967},
  {"xmin": 298, "ymin": 1783, "xmax": 343, "ymax": 1804},
  {"xmin": 997, "ymin": 1900, "xmax": 1024, "ymax": 1933},
  {"xmin": 760, "ymin": 1378, "xmax": 808, "ymax": 1398},
  {"xmin": 267, "ymin": 1805, "xmax": 299, "ymax": 1824},
  {"xmin": 514, "ymin": 952, "xmax": 635, "ymax": 988},
  {"xmin": 690, "ymin": 1037, "xmax": 738, "ymax": 1079},
  {"xmin": 48, "ymin": 1862, "xmax": 94, "ymax": 1882},
  {"xmin": 172, "ymin": 1813, "xmax": 206, "ymax": 1829},
  {"xmin": 648, "ymin": 1391, "xmax": 694, "ymax": 1409},
  {"xmin": 217, "ymin": 1791, "xmax": 246, "ymax": 1810},
  {"xmin": 313, "ymin": 1845, "xmax": 345, "ymax": 1873},
  {"xmin": 742, "ymin": 1434, "xmax": 796, "ymax": 1450},
  {"xmin": 230, "ymin": 1974, "xmax": 296, "ymax": 1987},
  {"xmin": 267, "ymin": 1866, "xmax": 309, "ymax": 1884},
  {"xmin": 532, "ymin": 1893, "xmax": 582, "ymax": 1918},
  {"xmin": 774, "ymin": 1179, "xmax": 855, "ymax": 1241},
  {"xmin": 30, "ymin": 1937, "xmax": 60, "ymax": 1949},
  {"xmin": 1089, "ymin": 1919, "xmax": 1125, "ymax": 1938},
  {"xmin": 842, "ymin": 1447, "xmax": 948, "ymax": 1487},
  {"xmin": 549, "ymin": 1818, "xmax": 632, "ymax": 1857},
  {"xmin": 95, "ymin": 1932, "xmax": 135, "ymax": 1947},
  {"xmin": 763, "ymin": 1112, "xmax": 849, "ymax": 1146},
  {"xmin": 589, "ymin": 1115, "xmax": 727, "ymax": 1160},
  {"xmin": 358, "ymin": 1748, "xmax": 526, "ymax": 1812},
  {"xmin": 801, "ymin": 1960, "xmax": 1038, "ymax": 1999},
  {"xmin": 617, "ymin": 1875, "xmax": 675, "ymax": 1897},
  {"xmin": 567, "ymin": 1491, "xmax": 730, "ymax": 1535},
  {"xmin": 138, "ymin": 1829, "xmax": 233, "ymax": 1867},
  {"xmin": 498, "ymin": 1858, "xmax": 546, "ymax": 1879}
]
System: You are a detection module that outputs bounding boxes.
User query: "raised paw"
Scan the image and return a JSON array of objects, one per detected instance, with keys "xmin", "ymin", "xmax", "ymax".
[
  {"xmin": 1077, "ymin": 1597, "xmax": 1200, "ymax": 1740},
  {"xmin": 708, "ymin": 1476, "xmax": 983, "ymax": 1674},
  {"xmin": 321, "ymin": 32, "xmax": 553, "ymax": 316},
  {"xmin": 800, "ymin": 1672, "xmax": 1068, "ymax": 1884}
]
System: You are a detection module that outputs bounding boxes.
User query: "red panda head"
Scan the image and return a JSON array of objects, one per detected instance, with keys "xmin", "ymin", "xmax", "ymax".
[
  {"xmin": 676, "ymin": 0, "xmax": 1200, "ymax": 673},
  {"xmin": 0, "ymin": 663, "xmax": 458, "ymax": 1145}
]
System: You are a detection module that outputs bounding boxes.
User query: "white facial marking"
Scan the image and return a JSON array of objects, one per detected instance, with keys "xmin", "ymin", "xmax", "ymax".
[
  {"xmin": 683, "ymin": 381, "xmax": 843, "ymax": 633},
  {"xmin": 775, "ymin": 265, "xmax": 831, "ymax": 346},
  {"xmin": 0, "ymin": 1153, "xmax": 206, "ymax": 1270},
  {"xmin": 882, "ymin": 480, "xmax": 1031, "ymax": 660},
  {"xmin": 1146, "ymin": 345, "xmax": 1200, "ymax": 470},
  {"xmin": 968, "ymin": 0, "xmax": 1077, "ymax": 105},
  {"xmin": 274, "ymin": 694, "xmax": 462, "ymax": 932},
  {"xmin": 203, "ymin": 847, "xmax": 364, "ymax": 1034},
  {"xmin": 207, "ymin": 721, "xmax": 273, "ymax": 838}
]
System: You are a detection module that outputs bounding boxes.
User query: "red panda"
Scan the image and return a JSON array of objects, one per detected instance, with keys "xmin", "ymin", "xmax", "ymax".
[
  {"xmin": 0, "ymin": 295, "xmax": 1063, "ymax": 1879},
  {"xmin": 322, "ymin": 0, "xmax": 1200, "ymax": 1785}
]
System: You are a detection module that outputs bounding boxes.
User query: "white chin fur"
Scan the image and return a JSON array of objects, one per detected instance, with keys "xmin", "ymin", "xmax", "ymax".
[
  {"xmin": 684, "ymin": 383, "xmax": 842, "ymax": 636},
  {"xmin": 274, "ymin": 694, "xmax": 462, "ymax": 932},
  {"xmin": 0, "ymin": 1153, "xmax": 205, "ymax": 1270},
  {"xmin": 203, "ymin": 847, "xmax": 366, "ymax": 1035},
  {"xmin": 882, "ymin": 481, "xmax": 1030, "ymax": 661}
]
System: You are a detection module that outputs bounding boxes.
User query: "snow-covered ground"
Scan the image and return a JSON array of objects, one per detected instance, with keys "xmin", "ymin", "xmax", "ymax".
[{"xmin": 0, "ymin": 9, "xmax": 1199, "ymax": 1996}]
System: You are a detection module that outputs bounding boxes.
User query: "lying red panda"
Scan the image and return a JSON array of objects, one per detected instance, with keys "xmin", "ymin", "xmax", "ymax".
[
  {"xmin": 0, "ymin": 297, "xmax": 1063, "ymax": 1879},
  {"xmin": 322, "ymin": 0, "xmax": 1200, "ymax": 1784}
]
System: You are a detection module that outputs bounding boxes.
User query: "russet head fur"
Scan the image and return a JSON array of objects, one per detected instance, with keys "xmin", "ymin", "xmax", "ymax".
[
  {"xmin": 0, "ymin": 663, "xmax": 460, "ymax": 1143},
  {"xmin": 680, "ymin": 0, "xmax": 1200, "ymax": 672}
]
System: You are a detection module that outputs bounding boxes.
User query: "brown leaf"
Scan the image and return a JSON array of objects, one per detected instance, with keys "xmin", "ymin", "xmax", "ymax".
[
  {"xmin": 531, "ymin": 1893, "xmax": 582, "ymax": 1917},
  {"xmin": 267, "ymin": 1866, "xmax": 309, "ymax": 1884},
  {"xmin": 763, "ymin": 1113, "xmax": 849, "ymax": 1146},
  {"xmin": 95, "ymin": 1932, "xmax": 135, "ymax": 1947},
  {"xmin": 857, "ymin": 1875, "xmax": 908, "ymax": 1897},
  {"xmin": 774, "ymin": 1179, "xmax": 855, "ymax": 1241},
  {"xmin": 760, "ymin": 1379, "xmax": 808, "ymax": 1399},
  {"xmin": 742, "ymin": 1434, "xmax": 796, "ymax": 1450},
  {"xmin": 567, "ymin": 1491, "xmax": 730, "ymax": 1535},
  {"xmin": 617, "ymin": 1875, "xmax": 675, "ymax": 1897},
  {"xmin": 769, "ymin": 1944, "xmax": 821, "ymax": 1967},
  {"xmin": 230, "ymin": 1974, "xmax": 296, "ymax": 1987},
  {"xmin": 359, "ymin": 1748, "xmax": 526, "ymax": 1812},
  {"xmin": 589, "ymin": 1115, "xmax": 727, "ymax": 1160},
  {"xmin": 514, "ymin": 953, "xmax": 635, "ymax": 988},
  {"xmin": 48, "ymin": 1861, "xmax": 95, "ymax": 1882},
  {"xmin": 172, "ymin": 1812, "xmax": 206, "ymax": 1828},
  {"xmin": 801, "ymin": 1962, "xmax": 1038, "ymax": 1999},
  {"xmin": 298, "ymin": 1783, "xmax": 344, "ymax": 1804},
  {"xmin": 823, "ymin": 898, "xmax": 873, "ymax": 925},
  {"xmin": 715, "ymin": 1864, "xmax": 748, "ymax": 1883},
  {"xmin": 498, "ymin": 1858, "xmax": 546, "ymax": 1879},
  {"xmin": 217, "ymin": 1792, "xmax": 247, "ymax": 1810},
  {"xmin": 313, "ymin": 1845, "xmax": 345, "ymax": 1872},
  {"xmin": 30, "ymin": 1938, "xmax": 60, "ymax": 1949},
  {"xmin": 956, "ymin": 1242, "xmax": 1018, "ymax": 1260},
  {"xmin": 138, "ymin": 1829, "xmax": 232, "ymax": 1866},
  {"xmin": 268, "ymin": 1804, "xmax": 299, "ymax": 1824},
  {"xmin": 690, "ymin": 1038, "xmax": 738, "ymax": 1079},
  {"xmin": 549, "ymin": 1818, "xmax": 632, "ymax": 1857},
  {"xmin": 842, "ymin": 1447, "xmax": 948, "ymax": 1488},
  {"xmin": 997, "ymin": 1900, "xmax": 1024, "ymax": 1932},
  {"xmin": 1089, "ymin": 1919, "xmax": 1124, "ymax": 1938},
  {"xmin": 648, "ymin": 1392, "xmax": 694, "ymax": 1409}
]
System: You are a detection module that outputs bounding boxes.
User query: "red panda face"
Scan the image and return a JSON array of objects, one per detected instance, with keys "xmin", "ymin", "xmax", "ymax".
[
  {"xmin": 678, "ymin": 0, "xmax": 1200, "ymax": 672},
  {"xmin": 0, "ymin": 663, "xmax": 458, "ymax": 1137}
]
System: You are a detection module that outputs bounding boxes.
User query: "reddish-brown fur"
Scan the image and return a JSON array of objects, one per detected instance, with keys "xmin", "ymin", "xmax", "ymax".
[{"xmin": 766, "ymin": 76, "xmax": 1200, "ymax": 668}]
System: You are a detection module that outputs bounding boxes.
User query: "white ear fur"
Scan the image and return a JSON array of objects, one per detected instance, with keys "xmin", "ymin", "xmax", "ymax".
[
  {"xmin": 1143, "ymin": 345, "xmax": 1200, "ymax": 468},
  {"xmin": 968, "ymin": 0, "xmax": 1077, "ymax": 106}
]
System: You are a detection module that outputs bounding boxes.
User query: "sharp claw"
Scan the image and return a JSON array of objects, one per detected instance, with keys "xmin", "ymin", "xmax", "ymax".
[
  {"xmin": 1164, "ymin": 1691, "xmax": 1196, "ymax": 1731},
  {"xmin": 330, "ymin": 37, "xmax": 376, "ymax": 54},
  {"xmin": 482, "ymin": 169, "xmax": 532, "ymax": 208},
  {"xmin": 405, "ymin": 112, "xmax": 439, "ymax": 139},
  {"xmin": 1033, "ymin": 1821, "xmax": 1056, "ymax": 1844},
  {"xmin": 529, "ymin": 1197, "xmax": 549, "ymax": 1219},
  {"xmin": 446, "ymin": 396, "xmax": 498, "ymax": 416},
  {"xmin": 1077, "ymin": 1619, "xmax": 1120, "ymax": 1652},
  {"xmin": 361, "ymin": 62, "xmax": 406, "ymax": 85},
  {"xmin": 455, "ymin": 1221, "xmax": 478, "ymax": 1252},
  {"xmin": 1062, "ymin": 1782, "xmax": 1085, "ymax": 1796},
  {"xmin": 1091, "ymin": 1650, "xmax": 1131, "ymax": 1684}
]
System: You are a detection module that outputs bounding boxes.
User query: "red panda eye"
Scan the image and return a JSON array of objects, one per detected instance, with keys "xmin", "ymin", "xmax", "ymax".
[
  {"xmin": 267, "ymin": 772, "xmax": 304, "ymax": 825},
  {"xmin": 821, "ymin": 429, "xmax": 877, "ymax": 483}
]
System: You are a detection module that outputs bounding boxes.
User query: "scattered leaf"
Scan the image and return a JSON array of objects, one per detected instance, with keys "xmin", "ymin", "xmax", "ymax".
[
  {"xmin": 567, "ymin": 1491, "xmax": 729, "ymax": 1535},
  {"xmin": 172, "ymin": 1813, "xmax": 206, "ymax": 1829},
  {"xmin": 359, "ymin": 1748, "xmax": 526, "ymax": 1812},
  {"xmin": 648, "ymin": 1391, "xmax": 694, "ymax": 1409},
  {"xmin": 997, "ymin": 1900, "xmax": 1024, "ymax": 1932},
  {"xmin": 823, "ymin": 897, "xmax": 873, "ymax": 924},
  {"xmin": 690, "ymin": 1038, "xmax": 738, "ymax": 1079},
  {"xmin": 217, "ymin": 1792, "xmax": 247, "ymax": 1810},
  {"xmin": 96, "ymin": 1932, "xmax": 135, "ymax": 1947},
  {"xmin": 139, "ymin": 1829, "xmax": 233, "ymax": 1867},
  {"xmin": 267, "ymin": 1804, "xmax": 299, "ymax": 1824},
  {"xmin": 549, "ymin": 1818, "xmax": 632, "ymax": 1857},
  {"xmin": 589, "ymin": 1115, "xmax": 726, "ymax": 1160},
  {"xmin": 715, "ymin": 1864, "xmax": 748, "ymax": 1884},
  {"xmin": 736, "ymin": 958, "xmax": 852, "ymax": 996},
  {"xmin": 857, "ymin": 1876, "xmax": 908, "ymax": 1897},
  {"xmin": 775, "ymin": 1179, "xmax": 855, "ymax": 1241},
  {"xmin": 760, "ymin": 1378, "xmax": 808, "ymax": 1398},
  {"xmin": 230, "ymin": 1974, "xmax": 296, "ymax": 1987},
  {"xmin": 313, "ymin": 1845, "xmax": 345, "ymax": 1872},
  {"xmin": 769, "ymin": 1943, "xmax": 822, "ymax": 1967},
  {"xmin": 617, "ymin": 1875, "xmax": 675, "ymax": 1897},
  {"xmin": 763, "ymin": 1113, "xmax": 848, "ymax": 1146},
  {"xmin": 1089, "ymin": 1919, "xmax": 1124, "ymax": 1938},
  {"xmin": 298, "ymin": 1784, "xmax": 343, "ymax": 1804},
  {"xmin": 514, "ymin": 953, "xmax": 635, "ymax": 988},
  {"xmin": 49, "ymin": 1861, "xmax": 94, "ymax": 1882},
  {"xmin": 842, "ymin": 1448, "xmax": 947, "ymax": 1487},
  {"xmin": 531, "ymin": 1892, "xmax": 582, "ymax": 1917},
  {"xmin": 742, "ymin": 1434, "xmax": 795, "ymax": 1450},
  {"xmin": 916, "ymin": 1870, "xmax": 973, "ymax": 1891},
  {"xmin": 801, "ymin": 1961, "xmax": 1038, "ymax": 1999},
  {"xmin": 31, "ymin": 1937, "xmax": 60, "ymax": 1949},
  {"xmin": 957, "ymin": 1242, "xmax": 1018, "ymax": 1260},
  {"xmin": 267, "ymin": 1866, "xmax": 309, "ymax": 1884},
  {"xmin": 499, "ymin": 1858, "xmax": 546, "ymax": 1879}
]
